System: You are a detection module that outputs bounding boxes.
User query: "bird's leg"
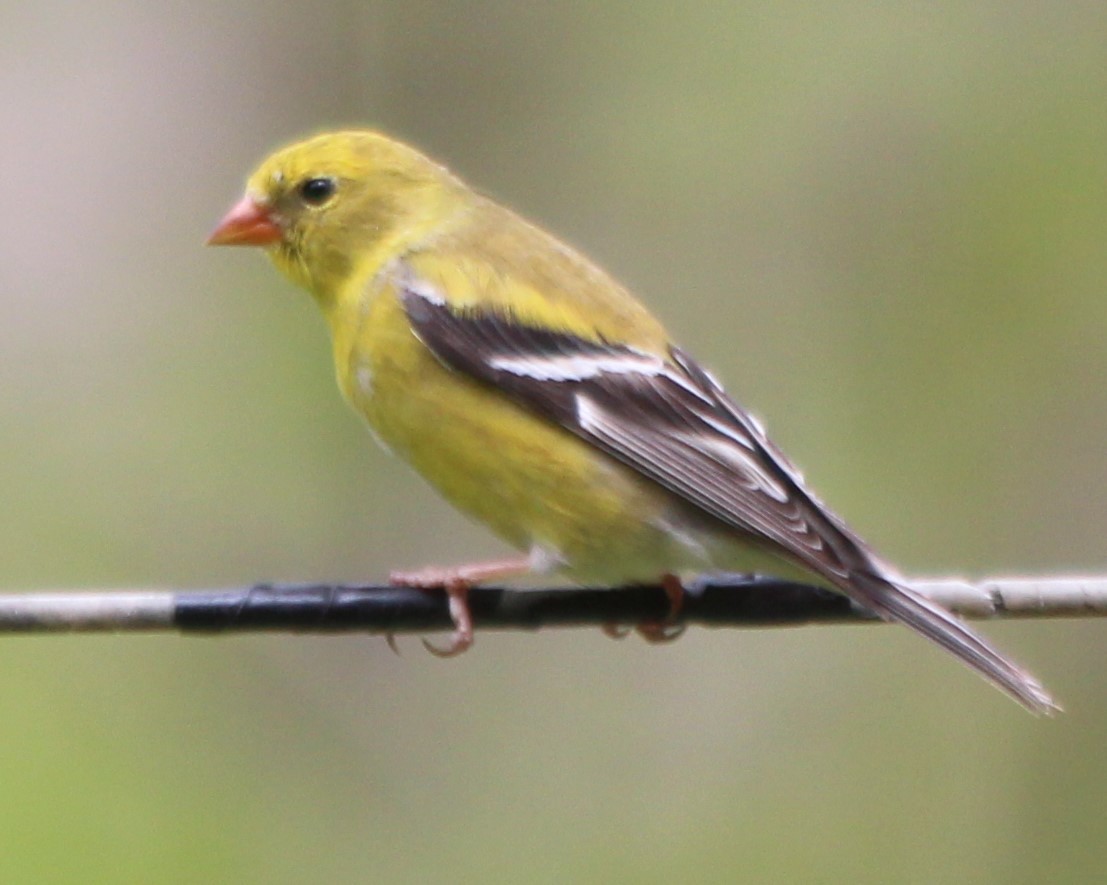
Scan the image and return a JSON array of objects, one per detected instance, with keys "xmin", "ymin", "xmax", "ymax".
[{"xmin": 389, "ymin": 556, "xmax": 533, "ymax": 657}]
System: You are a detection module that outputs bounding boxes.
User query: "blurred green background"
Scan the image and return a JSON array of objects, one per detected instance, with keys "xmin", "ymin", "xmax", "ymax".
[{"xmin": 2, "ymin": 2, "xmax": 1106, "ymax": 882}]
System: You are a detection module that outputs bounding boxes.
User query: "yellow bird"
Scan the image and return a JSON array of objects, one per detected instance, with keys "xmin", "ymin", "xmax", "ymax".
[{"xmin": 209, "ymin": 130, "xmax": 1056, "ymax": 714}]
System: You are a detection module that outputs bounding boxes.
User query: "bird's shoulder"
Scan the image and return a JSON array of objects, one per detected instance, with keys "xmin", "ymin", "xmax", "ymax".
[{"xmin": 394, "ymin": 196, "xmax": 672, "ymax": 355}]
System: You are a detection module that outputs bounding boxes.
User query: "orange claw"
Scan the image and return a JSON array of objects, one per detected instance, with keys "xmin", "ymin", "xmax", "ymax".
[
  {"xmin": 636, "ymin": 574, "xmax": 687, "ymax": 642},
  {"xmin": 605, "ymin": 573, "xmax": 687, "ymax": 643}
]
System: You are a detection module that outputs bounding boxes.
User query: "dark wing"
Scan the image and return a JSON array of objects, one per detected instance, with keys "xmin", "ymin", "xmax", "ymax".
[
  {"xmin": 399, "ymin": 275, "xmax": 873, "ymax": 582},
  {"xmin": 399, "ymin": 274, "xmax": 1058, "ymax": 715}
]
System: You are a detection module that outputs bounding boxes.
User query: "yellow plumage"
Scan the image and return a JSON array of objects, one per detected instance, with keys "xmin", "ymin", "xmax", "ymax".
[{"xmin": 209, "ymin": 129, "xmax": 1057, "ymax": 713}]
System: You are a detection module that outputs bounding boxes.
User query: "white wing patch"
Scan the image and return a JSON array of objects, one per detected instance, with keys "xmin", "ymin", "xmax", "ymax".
[
  {"xmin": 695, "ymin": 411, "xmax": 758, "ymax": 452},
  {"xmin": 403, "ymin": 274, "xmax": 448, "ymax": 306},
  {"xmin": 491, "ymin": 350, "xmax": 660, "ymax": 381},
  {"xmin": 574, "ymin": 391, "xmax": 605, "ymax": 431},
  {"xmin": 491, "ymin": 350, "xmax": 713, "ymax": 403},
  {"xmin": 673, "ymin": 434, "xmax": 791, "ymax": 503}
]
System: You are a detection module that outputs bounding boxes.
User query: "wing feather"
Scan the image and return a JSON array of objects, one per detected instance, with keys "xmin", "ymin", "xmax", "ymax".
[{"xmin": 401, "ymin": 278, "xmax": 865, "ymax": 580}]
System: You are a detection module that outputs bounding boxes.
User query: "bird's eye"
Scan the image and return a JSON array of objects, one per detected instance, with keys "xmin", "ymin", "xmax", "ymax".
[{"xmin": 298, "ymin": 177, "xmax": 336, "ymax": 206}]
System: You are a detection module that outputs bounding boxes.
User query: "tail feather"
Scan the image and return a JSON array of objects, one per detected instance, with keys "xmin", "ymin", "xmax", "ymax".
[{"xmin": 846, "ymin": 570, "xmax": 1060, "ymax": 715}]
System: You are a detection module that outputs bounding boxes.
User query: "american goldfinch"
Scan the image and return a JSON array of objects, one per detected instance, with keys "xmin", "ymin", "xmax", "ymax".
[{"xmin": 209, "ymin": 130, "xmax": 1056, "ymax": 714}]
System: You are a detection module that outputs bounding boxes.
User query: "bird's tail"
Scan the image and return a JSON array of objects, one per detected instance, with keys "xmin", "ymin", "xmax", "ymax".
[{"xmin": 846, "ymin": 570, "xmax": 1059, "ymax": 715}]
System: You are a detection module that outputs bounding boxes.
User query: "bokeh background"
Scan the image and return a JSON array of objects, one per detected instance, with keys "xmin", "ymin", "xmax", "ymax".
[{"xmin": 2, "ymin": 3, "xmax": 1106, "ymax": 881}]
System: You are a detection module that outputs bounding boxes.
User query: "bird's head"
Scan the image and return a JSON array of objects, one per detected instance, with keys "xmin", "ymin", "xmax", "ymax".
[{"xmin": 208, "ymin": 130, "xmax": 462, "ymax": 299}]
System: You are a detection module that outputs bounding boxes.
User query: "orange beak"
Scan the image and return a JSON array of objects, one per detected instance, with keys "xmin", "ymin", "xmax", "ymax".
[{"xmin": 207, "ymin": 195, "xmax": 282, "ymax": 246}]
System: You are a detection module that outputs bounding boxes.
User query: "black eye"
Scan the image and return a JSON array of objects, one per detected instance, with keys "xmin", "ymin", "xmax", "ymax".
[{"xmin": 298, "ymin": 177, "xmax": 336, "ymax": 206}]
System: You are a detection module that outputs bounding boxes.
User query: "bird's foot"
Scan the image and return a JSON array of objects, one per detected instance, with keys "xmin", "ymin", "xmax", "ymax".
[
  {"xmin": 389, "ymin": 556, "xmax": 532, "ymax": 656},
  {"xmin": 604, "ymin": 573, "xmax": 687, "ymax": 643}
]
